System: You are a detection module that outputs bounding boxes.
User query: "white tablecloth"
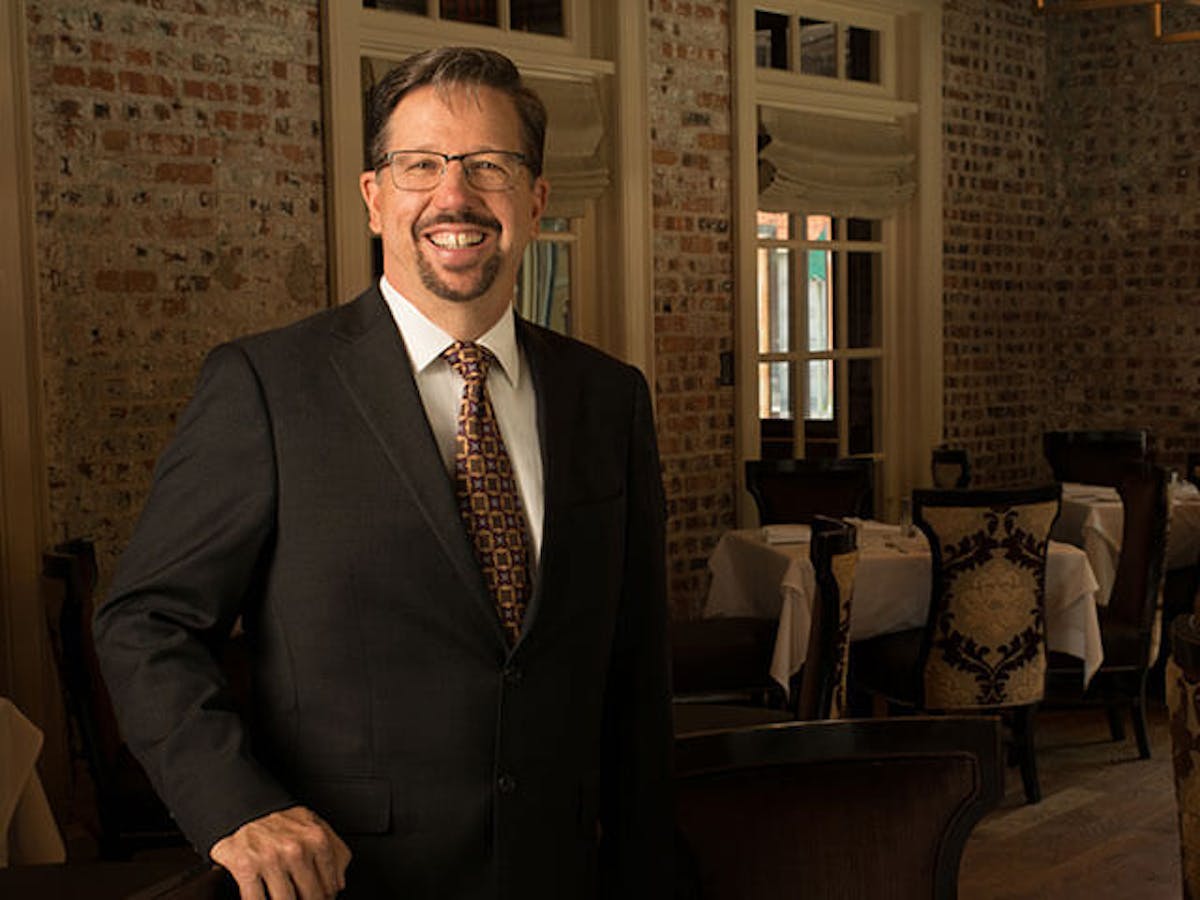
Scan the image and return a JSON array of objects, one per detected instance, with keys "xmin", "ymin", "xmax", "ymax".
[
  {"xmin": 704, "ymin": 522, "xmax": 1103, "ymax": 691},
  {"xmin": 0, "ymin": 697, "xmax": 66, "ymax": 867},
  {"xmin": 1052, "ymin": 480, "xmax": 1200, "ymax": 603}
]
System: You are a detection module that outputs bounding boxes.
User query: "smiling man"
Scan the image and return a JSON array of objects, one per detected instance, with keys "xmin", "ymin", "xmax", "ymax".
[{"xmin": 94, "ymin": 47, "xmax": 674, "ymax": 899}]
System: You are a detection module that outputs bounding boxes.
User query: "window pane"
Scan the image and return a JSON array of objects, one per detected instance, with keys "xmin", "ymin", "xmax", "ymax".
[
  {"xmin": 517, "ymin": 240, "xmax": 570, "ymax": 335},
  {"xmin": 759, "ymin": 361, "xmax": 792, "ymax": 420},
  {"xmin": 806, "ymin": 249, "xmax": 831, "ymax": 352},
  {"xmin": 799, "ymin": 18, "xmax": 836, "ymax": 78},
  {"xmin": 364, "ymin": 0, "xmax": 427, "ymax": 11},
  {"xmin": 806, "ymin": 214, "xmax": 832, "ymax": 242},
  {"xmin": 807, "ymin": 359, "xmax": 832, "ymax": 421},
  {"xmin": 757, "ymin": 210, "xmax": 790, "ymax": 240},
  {"xmin": 846, "ymin": 26, "xmax": 880, "ymax": 84},
  {"xmin": 846, "ymin": 251, "xmax": 881, "ymax": 349},
  {"xmin": 757, "ymin": 247, "xmax": 792, "ymax": 353},
  {"xmin": 754, "ymin": 10, "xmax": 790, "ymax": 70},
  {"xmin": 511, "ymin": 0, "xmax": 564, "ymax": 35},
  {"xmin": 440, "ymin": 0, "xmax": 497, "ymax": 25},
  {"xmin": 848, "ymin": 358, "xmax": 880, "ymax": 455},
  {"xmin": 846, "ymin": 217, "xmax": 879, "ymax": 241}
]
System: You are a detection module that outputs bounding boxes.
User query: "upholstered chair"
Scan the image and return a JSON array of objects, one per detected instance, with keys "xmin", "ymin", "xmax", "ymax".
[{"xmin": 852, "ymin": 484, "xmax": 1062, "ymax": 803}]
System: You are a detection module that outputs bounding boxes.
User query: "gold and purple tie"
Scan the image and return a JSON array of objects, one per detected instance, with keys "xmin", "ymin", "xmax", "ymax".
[{"xmin": 443, "ymin": 341, "xmax": 530, "ymax": 645}]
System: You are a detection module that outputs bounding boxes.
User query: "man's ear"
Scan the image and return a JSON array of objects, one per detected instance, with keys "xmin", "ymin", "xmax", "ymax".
[{"xmin": 359, "ymin": 171, "xmax": 383, "ymax": 235}]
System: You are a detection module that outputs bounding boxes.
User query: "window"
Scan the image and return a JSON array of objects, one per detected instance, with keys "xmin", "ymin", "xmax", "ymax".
[
  {"xmin": 323, "ymin": 3, "xmax": 653, "ymax": 372},
  {"xmin": 734, "ymin": 0, "xmax": 943, "ymax": 523},
  {"xmin": 756, "ymin": 212, "xmax": 883, "ymax": 459}
]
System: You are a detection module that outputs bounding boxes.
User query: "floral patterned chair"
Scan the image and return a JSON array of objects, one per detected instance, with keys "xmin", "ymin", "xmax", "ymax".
[{"xmin": 852, "ymin": 484, "xmax": 1062, "ymax": 803}]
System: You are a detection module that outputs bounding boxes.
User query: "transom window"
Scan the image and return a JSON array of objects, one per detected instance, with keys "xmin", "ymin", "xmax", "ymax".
[
  {"xmin": 754, "ymin": 9, "xmax": 881, "ymax": 83},
  {"xmin": 362, "ymin": 0, "xmax": 566, "ymax": 36}
]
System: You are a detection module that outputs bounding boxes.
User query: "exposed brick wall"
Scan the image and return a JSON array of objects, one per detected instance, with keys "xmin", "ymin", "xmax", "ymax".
[
  {"xmin": 27, "ymin": 0, "xmax": 326, "ymax": 582},
  {"xmin": 647, "ymin": 0, "xmax": 736, "ymax": 618},
  {"xmin": 1042, "ymin": 6, "xmax": 1200, "ymax": 472},
  {"xmin": 941, "ymin": 0, "xmax": 1051, "ymax": 486}
]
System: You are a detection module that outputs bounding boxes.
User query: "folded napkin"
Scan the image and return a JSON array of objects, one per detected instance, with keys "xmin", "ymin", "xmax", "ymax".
[
  {"xmin": 762, "ymin": 524, "xmax": 811, "ymax": 544},
  {"xmin": 1062, "ymin": 482, "xmax": 1119, "ymax": 502}
]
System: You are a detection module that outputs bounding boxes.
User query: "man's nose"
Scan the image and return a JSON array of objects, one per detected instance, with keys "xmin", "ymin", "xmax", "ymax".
[{"xmin": 431, "ymin": 159, "xmax": 475, "ymax": 205}]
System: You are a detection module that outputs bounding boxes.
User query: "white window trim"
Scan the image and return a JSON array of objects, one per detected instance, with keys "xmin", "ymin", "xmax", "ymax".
[
  {"xmin": 0, "ymin": 0, "xmax": 53, "ymax": 730},
  {"xmin": 733, "ymin": 0, "xmax": 943, "ymax": 525},
  {"xmin": 320, "ymin": 1, "xmax": 653, "ymax": 382}
]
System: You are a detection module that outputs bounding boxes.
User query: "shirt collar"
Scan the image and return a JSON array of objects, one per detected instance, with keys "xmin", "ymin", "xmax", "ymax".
[{"xmin": 379, "ymin": 275, "xmax": 521, "ymax": 388}]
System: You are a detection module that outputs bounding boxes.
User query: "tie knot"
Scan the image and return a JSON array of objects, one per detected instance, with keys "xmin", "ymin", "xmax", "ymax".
[{"xmin": 443, "ymin": 341, "xmax": 492, "ymax": 382}]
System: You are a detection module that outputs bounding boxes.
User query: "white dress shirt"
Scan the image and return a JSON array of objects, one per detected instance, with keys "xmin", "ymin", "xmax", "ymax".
[{"xmin": 379, "ymin": 276, "xmax": 544, "ymax": 561}]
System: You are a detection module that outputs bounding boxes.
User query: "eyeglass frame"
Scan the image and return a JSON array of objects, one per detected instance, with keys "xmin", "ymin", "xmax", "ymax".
[{"xmin": 374, "ymin": 149, "xmax": 532, "ymax": 192}]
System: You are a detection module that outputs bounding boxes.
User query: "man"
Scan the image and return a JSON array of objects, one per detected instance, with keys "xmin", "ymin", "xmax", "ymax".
[{"xmin": 94, "ymin": 46, "xmax": 674, "ymax": 899}]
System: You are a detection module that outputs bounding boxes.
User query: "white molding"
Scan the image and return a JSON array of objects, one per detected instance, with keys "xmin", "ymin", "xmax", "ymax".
[
  {"xmin": 734, "ymin": 0, "xmax": 762, "ymax": 526},
  {"xmin": 612, "ymin": 0, "xmax": 653, "ymax": 383},
  {"xmin": 0, "ymin": 0, "xmax": 52, "ymax": 725}
]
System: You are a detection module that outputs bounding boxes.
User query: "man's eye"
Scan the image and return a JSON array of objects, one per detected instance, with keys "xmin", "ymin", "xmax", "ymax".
[
  {"xmin": 469, "ymin": 159, "xmax": 503, "ymax": 173},
  {"xmin": 405, "ymin": 158, "xmax": 441, "ymax": 172}
]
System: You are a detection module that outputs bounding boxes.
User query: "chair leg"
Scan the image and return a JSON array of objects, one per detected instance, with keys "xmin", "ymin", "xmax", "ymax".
[
  {"xmin": 1012, "ymin": 706, "xmax": 1041, "ymax": 804},
  {"xmin": 1132, "ymin": 673, "xmax": 1152, "ymax": 760},
  {"xmin": 1105, "ymin": 701, "xmax": 1126, "ymax": 742}
]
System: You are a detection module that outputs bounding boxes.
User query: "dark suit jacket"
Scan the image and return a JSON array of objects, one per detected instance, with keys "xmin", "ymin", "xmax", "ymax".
[{"xmin": 93, "ymin": 286, "xmax": 674, "ymax": 899}]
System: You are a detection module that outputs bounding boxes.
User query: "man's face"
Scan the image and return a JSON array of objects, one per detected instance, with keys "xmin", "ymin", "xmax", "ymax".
[{"xmin": 360, "ymin": 84, "xmax": 548, "ymax": 321}]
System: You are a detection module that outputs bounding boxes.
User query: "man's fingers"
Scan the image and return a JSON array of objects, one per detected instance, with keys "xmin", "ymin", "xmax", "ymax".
[{"xmin": 209, "ymin": 805, "xmax": 349, "ymax": 900}]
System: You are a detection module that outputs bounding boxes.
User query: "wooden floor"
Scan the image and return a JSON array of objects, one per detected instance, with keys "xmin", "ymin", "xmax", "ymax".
[{"xmin": 958, "ymin": 701, "xmax": 1181, "ymax": 899}]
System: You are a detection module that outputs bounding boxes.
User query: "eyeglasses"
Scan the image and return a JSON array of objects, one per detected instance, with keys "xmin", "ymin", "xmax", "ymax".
[{"xmin": 375, "ymin": 149, "xmax": 530, "ymax": 192}]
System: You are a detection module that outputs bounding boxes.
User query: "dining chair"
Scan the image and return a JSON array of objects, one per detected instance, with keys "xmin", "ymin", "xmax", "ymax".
[
  {"xmin": 851, "ymin": 483, "xmax": 1062, "ymax": 803},
  {"xmin": 1046, "ymin": 461, "xmax": 1170, "ymax": 759},
  {"xmin": 669, "ymin": 616, "xmax": 782, "ymax": 707},
  {"xmin": 1166, "ymin": 613, "xmax": 1200, "ymax": 899},
  {"xmin": 674, "ymin": 715, "xmax": 1003, "ymax": 900},
  {"xmin": 744, "ymin": 457, "xmax": 874, "ymax": 525},
  {"xmin": 930, "ymin": 445, "xmax": 971, "ymax": 489},
  {"xmin": 794, "ymin": 516, "xmax": 858, "ymax": 720},
  {"xmin": 1042, "ymin": 428, "xmax": 1152, "ymax": 485},
  {"xmin": 42, "ymin": 539, "xmax": 187, "ymax": 860}
]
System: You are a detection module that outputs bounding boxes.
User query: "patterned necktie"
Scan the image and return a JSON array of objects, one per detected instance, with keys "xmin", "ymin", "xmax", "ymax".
[{"xmin": 442, "ymin": 341, "xmax": 531, "ymax": 645}]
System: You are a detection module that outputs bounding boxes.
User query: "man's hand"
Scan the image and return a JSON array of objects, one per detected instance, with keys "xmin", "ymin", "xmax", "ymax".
[{"xmin": 210, "ymin": 805, "xmax": 352, "ymax": 900}]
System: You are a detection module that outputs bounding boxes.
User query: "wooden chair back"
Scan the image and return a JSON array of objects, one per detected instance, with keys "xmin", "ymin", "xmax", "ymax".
[
  {"xmin": 744, "ymin": 458, "xmax": 873, "ymax": 525},
  {"xmin": 795, "ymin": 517, "xmax": 857, "ymax": 720},
  {"xmin": 931, "ymin": 446, "xmax": 971, "ymax": 489},
  {"xmin": 1042, "ymin": 428, "xmax": 1152, "ymax": 485},
  {"xmin": 674, "ymin": 716, "xmax": 1004, "ymax": 900}
]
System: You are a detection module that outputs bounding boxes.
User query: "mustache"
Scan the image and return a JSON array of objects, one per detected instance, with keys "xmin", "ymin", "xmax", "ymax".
[{"xmin": 413, "ymin": 211, "xmax": 502, "ymax": 234}]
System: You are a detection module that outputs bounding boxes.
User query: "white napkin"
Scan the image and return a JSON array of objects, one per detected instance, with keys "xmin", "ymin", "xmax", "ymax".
[
  {"xmin": 1062, "ymin": 482, "xmax": 1119, "ymax": 502},
  {"xmin": 762, "ymin": 524, "xmax": 811, "ymax": 544}
]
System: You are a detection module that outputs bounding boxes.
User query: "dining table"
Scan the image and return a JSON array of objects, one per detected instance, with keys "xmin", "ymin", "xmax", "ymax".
[
  {"xmin": 0, "ymin": 697, "xmax": 66, "ymax": 867},
  {"xmin": 704, "ymin": 519, "xmax": 1104, "ymax": 693},
  {"xmin": 1051, "ymin": 479, "xmax": 1200, "ymax": 604}
]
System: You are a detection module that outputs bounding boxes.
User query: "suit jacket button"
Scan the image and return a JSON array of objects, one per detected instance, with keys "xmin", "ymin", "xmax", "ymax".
[
  {"xmin": 498, "ymin": 773, "xmax": 517, "ymax": 794},
  {"xmin": 503, "ymin": 665, "xmax": 523, "ymax": 686}
]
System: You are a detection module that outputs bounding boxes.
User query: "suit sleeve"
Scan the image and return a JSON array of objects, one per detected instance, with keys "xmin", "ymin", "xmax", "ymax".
[
  {"xmin": 598, "ymin": 369, "xmax": 675, "ymax": 898},
  {"xmin": 93, "ymin": 342, "xmax": 297, "ymax": 856}
]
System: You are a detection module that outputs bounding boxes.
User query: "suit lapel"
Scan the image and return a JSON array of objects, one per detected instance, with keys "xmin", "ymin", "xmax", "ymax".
[
  {"xmin": 327, "ymin": 288, "xmax": 505, "ymax": 644},
  {"xmin": 518, "ymin": 319, "xmax": 577, "ymax": 644}
]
